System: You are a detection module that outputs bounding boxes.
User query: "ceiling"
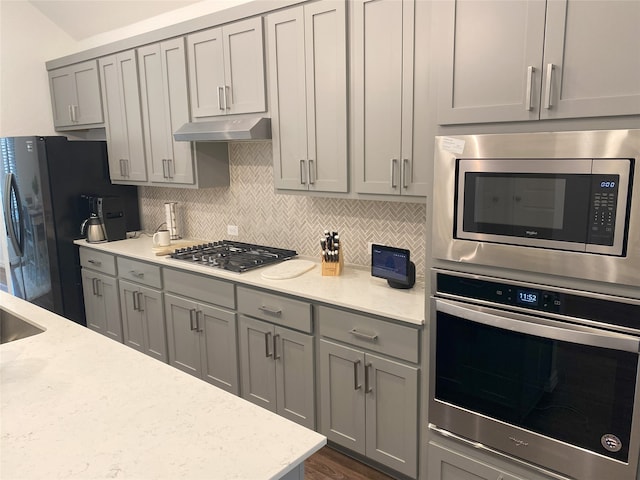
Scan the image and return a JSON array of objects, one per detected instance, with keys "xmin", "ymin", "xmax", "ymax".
[{"xmin": 29, "ymin": 0, "xmax": 203, "ymax": 40}]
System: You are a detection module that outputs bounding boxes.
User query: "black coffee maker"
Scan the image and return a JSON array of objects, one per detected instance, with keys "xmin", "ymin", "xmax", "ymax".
[{"xmin": 80, "ymin": 195, "xmax": 136, "ymax": 241}]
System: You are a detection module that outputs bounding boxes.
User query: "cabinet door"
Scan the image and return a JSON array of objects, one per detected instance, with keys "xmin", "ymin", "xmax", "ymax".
[
  {"xmin": 99, "ymin": 52, "xmax": 147, "ymax": 183},
  {"xmin": 275, "ymin": 326, "xmax": 315, "ymax": 429},
  {"xmin": 199, "ymin": 303, "xmax": 239, "ymax": 394},
  {"xmin": 267, "ymin": 7, "xmax": 309, "ymax": 191},
  {"xmin": 187, "ymin": 27, "xmax": 226, "ymax": 119},
  {"xmin": 319, "ymin": 339, "xmax": 366, "ymax": 455},
  {"xmin": 437, "ymin": 0, "xmax": 546, "ymax": 124},
  {"xmin": 238, "ymin": 315, "xmax": 277, "ymax": 412},
  {"xmin": 223, "ymin": 17, "xmax": 266, "ymax": 115},
  {"xmin": 428, "ymin": 442, "xmax": 527, "ymax": 480},
  {"xmin": 164, "ymin": 293, "xmax": 201, "ymax": 378},
  {"xmin": 352, "ymin": 0, "xmax": 413, "ymax": 195},
  {"xmin": 139, "ymin": 39, "xmax": 194, "ymax": 185},
  {"xmin": 365, "ymin": 353, "xmax": 418, "ymax": 478},
  {"xmin": 82, "ymin": 269, "xmax": 105, "ymax": 333},
  {"xmin": 139, "ymin": 286, "xmax": 167, "ymax": 363},
  {"xmin": 305, "ymin": 0, "xmax": 348, "ymax": 193},
  {"xmin": 49, "ymin": 60, "xmax": 103, "ymax": 129},
  {"xmin": 540, "ymin": 0, "xmax": 640, "ymax": 119},
  {"xmin": 119, "ymin": 279, "xmax": 145, "ymax": 353}
]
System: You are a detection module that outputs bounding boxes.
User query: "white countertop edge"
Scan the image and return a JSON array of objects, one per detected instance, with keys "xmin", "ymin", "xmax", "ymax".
[{"xmin": 75, "ymin": 236, "xmax": 426, "ymax": 326}]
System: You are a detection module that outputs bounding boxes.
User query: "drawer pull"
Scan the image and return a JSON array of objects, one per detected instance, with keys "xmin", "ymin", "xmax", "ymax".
[
  {"xmin": 132, "ymin": 291, "xmax": 139, "ymax": 311},
  {"xmin": 265, "ymin": 331, "xmax": 273, "ymax": 358},
  {"xmin": 88, "ymin": 259, "xmax": 102, "ymax": 267},
  {"xmin": 365, "ymin": 362, "xmax": 373, "ymax": 393},
  {"xmin": 137, "ymin": 292, "xmax": 144, "ymax": 312},
  {"xmin": 189, "ymin": 309, "xmax": 198, "ymax": 331},
  {"xmin": 349, "ymin": 328, "xmax": 378, "ymax": 342},
  {"xmin": 129, "ymin": 270, "xmax": 144, "ymax": 278},
  {"xmin": 273, "ymin": 334, "xmax": 281, "ymax": 360},
  {"xmin": 258, "ymin": 305, "xmax": 282, "ymax": 317}
]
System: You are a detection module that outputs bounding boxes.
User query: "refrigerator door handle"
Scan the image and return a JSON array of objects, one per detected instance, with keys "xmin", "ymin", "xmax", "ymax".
[{"xmin": 4, "ymin": 173, "xmax": 25, "ymax": 257}]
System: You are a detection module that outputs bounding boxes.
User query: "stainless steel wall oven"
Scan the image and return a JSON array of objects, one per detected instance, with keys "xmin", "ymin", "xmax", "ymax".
[{"xmin": 429, "ymin": 269, "xmax": 640, "ymax": 480}]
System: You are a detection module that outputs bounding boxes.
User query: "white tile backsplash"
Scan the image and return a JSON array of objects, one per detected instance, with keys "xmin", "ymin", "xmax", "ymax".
[{"xmin": 139, "ymin": 142, "xmax": 427, "ymax": 275}]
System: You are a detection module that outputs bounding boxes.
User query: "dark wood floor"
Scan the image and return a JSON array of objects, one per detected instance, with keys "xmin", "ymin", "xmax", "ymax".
[{"xmin": 305, "ymin": 447, "xmax": 395, "ymax": 480}]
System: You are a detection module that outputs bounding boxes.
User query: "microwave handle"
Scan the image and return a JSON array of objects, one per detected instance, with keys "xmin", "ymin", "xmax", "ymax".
[{"xmin": 435, "ymin": 298, "xmax": 639, "ymax": 353}]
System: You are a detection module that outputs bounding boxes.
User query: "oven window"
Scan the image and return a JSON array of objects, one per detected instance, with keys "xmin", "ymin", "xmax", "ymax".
[{"xmin": 435, "ymin": 313, "xmax": 637, "ymax": 462}]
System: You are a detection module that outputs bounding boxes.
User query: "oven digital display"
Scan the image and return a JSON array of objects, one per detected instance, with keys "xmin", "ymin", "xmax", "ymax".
[{"xmin": 517, "ymin": 289, "xmax": 539, "ymax": 306}]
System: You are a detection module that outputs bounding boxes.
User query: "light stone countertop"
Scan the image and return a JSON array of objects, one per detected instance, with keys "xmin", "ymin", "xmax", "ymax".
[
  {"xmin": 0, "ymin": 291, "xmax": 326, "ymax": 479},
  {"xmin": 75, "ymin": 235, "xmax": 426, "ymax": 326}
]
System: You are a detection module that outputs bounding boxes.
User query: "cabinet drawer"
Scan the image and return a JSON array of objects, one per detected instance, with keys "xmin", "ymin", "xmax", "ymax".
[
  {"xmin": 317, "ymin": 306, "xmax": 419, "ymax": 363},
  {"xmin": 79, "ymin": 248, "xmax": 116, "ymax": 276},
  {"xmin": 163, "ymin": 268, "xmax": 235, "ymax": 309},
  {"xmin": 117, "ymin": 257, "xmax": 162, "ymax": 289},
  {"xmin": 237, "ymin": 286, "xmax": 312, "ymax": 333}
]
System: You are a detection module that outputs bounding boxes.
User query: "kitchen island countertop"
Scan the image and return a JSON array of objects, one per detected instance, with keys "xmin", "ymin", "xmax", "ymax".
[
  {"xmin": 0, "ymin": 291, "xmax": 325, "ymax": 479},
  {"xmin": 75, "ymin": 235, "xmax": 425, "ymax": 326}
]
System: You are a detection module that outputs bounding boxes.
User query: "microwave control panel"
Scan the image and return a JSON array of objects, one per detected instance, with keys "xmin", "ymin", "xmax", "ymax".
[{"xmin": 587, "ymin": 175, "xmax": 619, "ymax": 246}]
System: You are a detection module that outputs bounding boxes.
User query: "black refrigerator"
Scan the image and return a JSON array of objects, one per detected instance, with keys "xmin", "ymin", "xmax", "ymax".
[{"xmin": 0, "ymin": 136, "xmax": 139, "ymax": 325}]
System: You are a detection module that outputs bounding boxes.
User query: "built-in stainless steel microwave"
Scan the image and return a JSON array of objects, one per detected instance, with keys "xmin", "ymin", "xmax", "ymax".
[
  {"xmin": 456, "ymin": 158, "xmax": 632, "ymax": 255},
  {"xmin": 432, "ymin": 130, "xmax": 640, "ymax": 292}
]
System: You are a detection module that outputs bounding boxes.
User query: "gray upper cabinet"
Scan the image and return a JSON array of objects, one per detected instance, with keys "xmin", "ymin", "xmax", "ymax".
[
  {"xmin": 48, "ymin": 60, "xmax": 104, "ymax": 130},
  {"xmin": 438, "ymin": 0, "xmax": 640, "ymax": 124},
  {"xmin": 267, "ymin": 1, "xmax": 348, "ymax": 193},
  {"xmin": 138, "ymin": 38, "xmax": 194, "ymax": 185},
  {"xmin": 186, "ymin": 17, "xmax": 266, "ymax": 118},
  {"xmin": 99, "ymin": 51, "xmax": 148, "ymax": 183},
  {"xmin": 352, "ymin": 0, "xmax": 426, "ymax": 197}
]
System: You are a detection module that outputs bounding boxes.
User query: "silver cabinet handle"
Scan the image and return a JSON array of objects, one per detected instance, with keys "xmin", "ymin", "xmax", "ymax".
[
  {"xmin": 353, "ymin": 359, "xmax": 362, "ymax": 390},
  {"xmin": 87, "ymin": 259, "xmax": 102, "ymax": 267},
  {"xmin": 166, "ymin": 159, "xmax": 173, "ymax": 179},
  {"xmin": 72, "ymin": 105, "xmax": 78, "ymax": 122},
  {"xmin": 162, "ymin": 159, "xmax": 168, "ymax": 178},
  {"xmin": 91, "ymin": 277, "xmax": 98, "ymax": 295},
  {"xmin": 273, "ymin": 334, "xmax": 281, "ymax": 360},
  {"xmin": 308, "ymin": 159, "xmax": 315, "ymax": 185},
  {"xmin": 264, "ymin": 331, "xmax": 273, "ymax": 358},
  {"xmin": 196, "ymin": 310, "xmax": 203, "ymax": 333},
  {"xmin": 137, "ymin": 292, "xmax": 144, "ymax": 312},
  {"xmin": 123, "ymin": 159, "xmax": 129, "ymax": 178},
  {"xmin": 132, "ymin": 291, "xmax": 139, "ymax": 311},
  {"xmin": 217, "ymin": 86, "xmax": 225, "ymax": 111},
  {"xmin": 525, "ymin": 65, "xmax": 535, "ymax": 111},
  {"xmin": 390, "ymin": 159, "xmax": 398, "ymax": 188},
  {"xmin": 129, "ymin": 270, "xmax": 144, "ymax": 278},
  {"xmin": 68, "ymin": 105, "xmax": 74, "ymax": 122},
  {"xmin": 300, "ymin": 160, "xmax": 307, "ymax": 185},
  {"xmin": 543, "ymin": 63, "xmax": 554, "ymax": 109},
  {"xmin": 95, "ymin": 279, "xmax": 102, "ymax": 297},
  {"xmin": 119, "ymin": 159, "xmax": 125, "ymax": 177},
  {"xmin": 258, "ymin": 305, "xmax": 282, "ymax": 317},
  {"xmin": 349, "ymin": 328, "xmax": 379, "ymax": 342},
  {"xmin": 189, "ymin": 308, "xmax": 197, "ymax": 331},
  {"xmin": 402, "ymin": 158, "xmax": 410, "ymax": 189},
  {"xmin": 365, "ymin": 362, "xmax": 373, "ymax": 393},
  {"xmin": 225, "ymin": 85, "xmax": 231, "ymax": 110}
]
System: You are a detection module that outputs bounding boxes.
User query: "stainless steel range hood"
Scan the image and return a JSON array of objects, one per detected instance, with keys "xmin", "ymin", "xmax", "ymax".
[{"xmin": 173, "ymin": 117, "xmax": 271, "ymax": 142}]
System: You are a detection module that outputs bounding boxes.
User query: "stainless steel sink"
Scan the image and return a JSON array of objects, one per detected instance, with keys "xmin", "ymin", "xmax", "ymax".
[{"xmin": 1, "ymin": 309, "xmax": 45, "ymax": 344}]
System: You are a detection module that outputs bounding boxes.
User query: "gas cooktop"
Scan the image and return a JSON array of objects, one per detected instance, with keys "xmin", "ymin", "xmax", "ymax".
[{"xmin": 169, "ymin": 240, "xmax": 297, "ymax": 273}]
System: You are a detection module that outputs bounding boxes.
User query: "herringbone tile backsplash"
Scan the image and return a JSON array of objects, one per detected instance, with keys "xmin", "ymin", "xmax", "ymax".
[{"xmin": 139, "ymin": 142, "xmax": 427, "ymax": 276}]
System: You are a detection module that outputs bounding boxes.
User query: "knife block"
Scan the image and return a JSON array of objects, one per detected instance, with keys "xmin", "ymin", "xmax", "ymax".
[{"xmin": 321, "ymin": 249, "xmax": 344, "ymax": 276}]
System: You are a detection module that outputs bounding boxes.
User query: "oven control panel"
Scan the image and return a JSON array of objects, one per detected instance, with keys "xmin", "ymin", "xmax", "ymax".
[{"xmin": 436, "ymin": 272, "xmax": 640, "ymax": 331}]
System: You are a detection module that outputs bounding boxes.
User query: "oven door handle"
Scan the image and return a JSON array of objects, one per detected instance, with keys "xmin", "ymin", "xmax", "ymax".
[{"xmin": 436, "ymin": 298, "xmax": 640, "ymax": 353}]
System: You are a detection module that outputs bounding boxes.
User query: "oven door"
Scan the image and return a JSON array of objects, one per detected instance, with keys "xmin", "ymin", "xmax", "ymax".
[
  {"xmin": 455, "ymin": 158, "xmax": 631, "ymax": 255},
  {"xmin": 430, "ymin": 298, "xmax": 640, "ymax": 480}
]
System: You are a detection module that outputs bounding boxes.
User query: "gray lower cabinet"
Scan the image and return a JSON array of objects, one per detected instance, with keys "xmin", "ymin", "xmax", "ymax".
[
  {"xmin": 437, "ymin": 0, "xmax": 640, "ymax": 124},
  {"xmin": 119, "ymin": 280, "xmax": 166, "ymax": 362},
  {"xmin": 81, "ymin": 268, "xmax": 122, "ymax": 342},
  {"xmin": 164, "ymin": 293, "xmax": 239, "ymax": 394},
  {"xmin": 317, "ymin": 305, "xmax": 419, "ymax": 478},
  {"xmin": 238, "ymin": 315, "xmax": 315, "ymax": 429},
  {"xmin": 428, "ymin": 440, "xmax": 552, "ymax": 480},
  {"xmin": 79, "ymin": 248, "xmax": 122, "ymax": 342},
  {"xmin": 237, "ymin": 286, "xmax": 315, "ymax": 429}
]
